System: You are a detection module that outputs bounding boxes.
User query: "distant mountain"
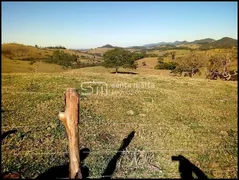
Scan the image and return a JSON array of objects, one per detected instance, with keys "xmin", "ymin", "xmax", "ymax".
[
  {"xmin": 128, "ymin": 46, "xmax": 145, "ymax": 49},
  {"xmin": 200, "ymin": 37, "xmax": 237, "ymax": 49},
  {"xmin": 143, "ymin": 42, "xmax": 172, "ymax": 47},
  {"xmin": 102, "ymin": 37, "xmax": 237, "ymax": 50},
  {"xmin": 191, "ymin": 38, "xmax": 215, "ymax": 44},
  {"xmin": 144, "ymin": 40, "xmax": 189, "ymax": 47},
  {"xmin": 100, "ymin": 44, "xmax": 116, "ymax": 48},
  {"xmin": 172, "ymin": 41, "xmax": 189, "ymax": 45}
]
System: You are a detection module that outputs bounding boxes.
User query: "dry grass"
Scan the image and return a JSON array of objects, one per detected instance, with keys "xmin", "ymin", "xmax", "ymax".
[
  {"xmin": 1, "ymin": 66, "xmax": 237, "ymax": 178},
  {"xmin": 2, "ymin": 55, "xmax": 66, "ymax": 73},
  {"xmin": 87, "ymin": 48, "xmax": 113, "ymax": 54},
  {"xmin": 1, "ymin": 43, "xmax": 101, "ymax": 65},
  {"xmin": 136, "ymin": 57, "xmax": 158, "ymax": 69}
]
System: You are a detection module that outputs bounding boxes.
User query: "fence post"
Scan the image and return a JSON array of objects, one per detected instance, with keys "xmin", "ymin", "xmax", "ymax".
[{"xmin": 58, "ymin": 88, "xmax": 82, "ymax": 179}]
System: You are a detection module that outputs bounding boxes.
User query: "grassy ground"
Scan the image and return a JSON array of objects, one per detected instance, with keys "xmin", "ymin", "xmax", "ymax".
[
  {"xmin": 1, "ymin": 66, "xmax": 237, "ymax": 178},
  {"xmin": 2, "ymin": 55, "xmax": 66, "ymax": 73},
  {"xmin": 1, "ymin": 43, "xmax": 102, "ymax": 66}
]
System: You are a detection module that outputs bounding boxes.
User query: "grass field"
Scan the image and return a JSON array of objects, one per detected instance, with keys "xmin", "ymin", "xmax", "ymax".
[
  {"xmin": 2, "ymin": 55, "xmax": 66, "ymax": 73},
  {"xmin": 1, "ymin": 43, "xmax": 102, "ymax": 66},
  {"xmin": 1, "ymin": 66, "xmax": 237, "ymax": 178}
]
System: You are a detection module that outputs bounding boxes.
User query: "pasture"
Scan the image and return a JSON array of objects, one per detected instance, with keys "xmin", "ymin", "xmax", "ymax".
[{"xmin": 1, "ymin": 66, "xmax": 237, "ymax": 178}]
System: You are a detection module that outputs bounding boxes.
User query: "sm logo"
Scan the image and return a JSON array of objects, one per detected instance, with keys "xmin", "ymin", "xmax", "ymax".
[{"xmin": 81, "ymin": 82, "xmax": 108, "ymax": 96}]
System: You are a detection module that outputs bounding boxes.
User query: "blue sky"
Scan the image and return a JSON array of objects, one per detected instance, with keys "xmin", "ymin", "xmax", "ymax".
[{"xmin": 1, "ymin": 2, "xmax": 238, "ymax": 49}]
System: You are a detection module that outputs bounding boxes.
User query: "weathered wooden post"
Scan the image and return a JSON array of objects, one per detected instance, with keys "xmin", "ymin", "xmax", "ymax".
[{"xmin": 58, "ymin": 88, "xmax": 82, "ymax": 179}]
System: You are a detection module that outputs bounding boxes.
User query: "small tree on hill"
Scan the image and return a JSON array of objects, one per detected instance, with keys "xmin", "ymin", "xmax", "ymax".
[
  {"xmin": 172, "ymin": 52, "xmax": 206, "ymax": 77},
  {"xmin": 103, "ymin": 48, "xmax": 137, "ymax": 73},
  {"xmin": 170, "ymin": 51, "xmax": 176, "ymax": 60}
]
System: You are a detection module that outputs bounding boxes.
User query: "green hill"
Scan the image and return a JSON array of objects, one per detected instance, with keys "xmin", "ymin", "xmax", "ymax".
[
  {"xmin": 100, "ymin": 44, "xmax": 115, "ymax": 48},
  {"xmin": 200, "ymin": 37, "xmax": 237, "ymax": 49},
  {"xmin": 191, "ymin": 38, "xmax": 215, "ymax": 44}
]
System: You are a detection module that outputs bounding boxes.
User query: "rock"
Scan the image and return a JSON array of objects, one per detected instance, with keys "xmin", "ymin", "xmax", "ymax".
[
  {"xmin": 126, "ymin": 110, "xmax": 135, "ymax": 116},
  {"xmin": 219, "ymin": 131, "xmax": 228, "ymax": 136},
  {"xmin": 139, "ymin": 114, "xmax": 146, "ymax": 117}
]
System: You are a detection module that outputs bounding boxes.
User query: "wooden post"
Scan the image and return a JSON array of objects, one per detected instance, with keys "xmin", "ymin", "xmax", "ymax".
[{"xmin": 58, "ymin": 88, "xmax": 82, "ymax": 179}]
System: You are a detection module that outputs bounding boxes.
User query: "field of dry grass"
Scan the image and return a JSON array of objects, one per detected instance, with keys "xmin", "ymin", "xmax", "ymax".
[
  {"xmin": 1, "ymin": 43, "xmax": 102, "ymax": 66},
  {"xmin": 87, "ymin": 48, "xmax": 113, "ymax": 54},
  {"xmin": 2, "ymin": 55, "xmax": 66, "ymax": 73},
  {"xmin": 2, "ymin": 66, "xmax": 237, "ymax": 178}
]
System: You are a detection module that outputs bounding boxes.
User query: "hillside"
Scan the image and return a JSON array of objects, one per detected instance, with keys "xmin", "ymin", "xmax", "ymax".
[
  {"xmin": 1, "ymin": 43, "xmax": 103, "ymax": 72},
  {"xmin": 191, "ymin": 38, "xmax": 215, "ymax": 44},
  {"xmin": 100, "ymin": 44, "xmax": 115, "ymax": 48},
  {"xmin": 141, "ymin": 37, "xmax": 236, "ymax": 49},
  {"xmin": 200, "ymin": 37, "xmax": 237, "ymax": 49},
  {"xmin": 2, "ymin": 43, "xmax": 52, "ymax": 60},
  {"xmin": 2, "ymin": 54, "xmax": 65, "ymax": 73}
]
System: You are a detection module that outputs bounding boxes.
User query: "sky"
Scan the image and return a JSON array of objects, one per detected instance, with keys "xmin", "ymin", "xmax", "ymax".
[{"xmin": 1, "ymin": 2, "xmax": 238, "ymax": 49}]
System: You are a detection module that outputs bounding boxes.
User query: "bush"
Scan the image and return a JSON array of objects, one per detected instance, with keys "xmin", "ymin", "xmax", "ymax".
[
  {"xmin": 29, "ymin": 60, "xmax": 36, "ymax": 65},
  {"xmin": 155, "ymin": 62, "xmax": 178, "ymax": 70},
  {"xmin": 44, "ymin": 50, "xmax": 77, "ymax": 67},
  {"xmin": 157, "ymin": 56, "xmax": 164, "ymax": 63},
  {"xmin": 154, "ymin": 64, "xmax": 165, "ymax": 69},
  {"xmin": 131, "ymin": 52, "xmax": 146, "ymax": 60},
  {"xmin": 145, "ymin": 53, "xmax": 158, "ymax": 57},
  {"xmin": 71, "ymin": 61, "xmax": 102, "ymax": 69}
]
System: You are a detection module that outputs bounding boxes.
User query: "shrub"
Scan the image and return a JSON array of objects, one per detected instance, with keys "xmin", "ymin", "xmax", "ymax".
[
  {"xmin": 44, "ymin": 50, "xmax": 76, "ymax": 67},
  {"xmin": 155, "ymin": 62, "xmax": 178, "ymax": 70}
]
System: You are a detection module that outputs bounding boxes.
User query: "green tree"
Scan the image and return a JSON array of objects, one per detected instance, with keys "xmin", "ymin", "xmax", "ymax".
[
  {"xmin": 45, "ymin": 50, "xmax": 76, "ymax": 67},
  {"xmin": 172, "ymin": 52, "xmax": 205, "ymax": 77},
  {"xmin": 103, "ymin": 48, "xmax": 137, "ymax": 73}
]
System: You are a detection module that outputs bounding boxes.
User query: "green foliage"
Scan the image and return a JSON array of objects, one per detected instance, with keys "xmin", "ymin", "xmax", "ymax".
[
  {"xmin": 163, "ymin": 52, "xmax": 170, "ymax": 57},
  {"xmin": 45, "ymin": 50, "xmax": 77, "ymax": 67},
  {"xmin": 71, "ymin": 61, "xmax": 102, "ymax": 69},
  {"xmin": 157, "ymin": 56, "xmax": 164, "ymax": 63},
  {"xmin": 44, "ymin": 45, "xmax": 66, "ymax": 49},
  {"xmin": 145, "ymin": 53, "xmax": 158, "ymax": 57},
  {"xmin": 103, "ymin": 48, "xmax": 137, "ymax": 71},
  {"xmin": 172, "ymin": 52, "xmax": 206, "ymax": 77},
  {"xmin": 155, "ymin": 61, "xmax": 178, "ymax": 70},
  {"xmin": 131, "ymin": 51, "xmax": 146, "ymax": 60}
]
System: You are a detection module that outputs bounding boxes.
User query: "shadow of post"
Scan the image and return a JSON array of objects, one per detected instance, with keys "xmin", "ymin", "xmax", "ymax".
[
  {"xmin": 172, "ymin": 155, "xmax": 208, "ymax": 180},
  {"xmin": 101, "ymin": 131, "xmax": 135, "ymax": 179},
  {"xmin": 0, "ymin": 129, "xmax": 18, "ymax": 142},
  {"xmin": 36, "ymin": 148, "xmax": 90, "ymax": 179}
]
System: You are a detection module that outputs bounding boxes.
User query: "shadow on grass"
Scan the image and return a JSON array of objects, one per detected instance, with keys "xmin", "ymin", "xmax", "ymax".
[
  {"xmin": 172, "ymin": 155, "xmax": 208, "ymax": 180},
  {"xmin": 0, "ymin": 129, "xmax": 17, "ymax": 142},
  {"xmin": 110, "ymin": 71, "xmax": 138, "ymax": 75},
  {"xmin": 37, "ymin": 131, "xmax": 135, "ymax": 179},
  {"xmin": 36, "ymin": 148, "xmax": 90, "ymax": 179},
  {"xmin": 101, "ymin": 130, "xmax": 135, "ymax": 179}
]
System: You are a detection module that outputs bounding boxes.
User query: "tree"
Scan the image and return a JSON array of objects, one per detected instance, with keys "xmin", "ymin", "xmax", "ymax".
[
  {"xmin": 103, "ymin": 48, "xmax": 137, "ymax": 73},
  {"xmin": 45, "ymin": 50, "xmax": 76, "ymax": 67},
  {"xmin": 170, "ymin": 51, "xmax": 176, "ymax": 60},
  {"xmin": 205, "ymin": 51, "xmax": 237, "ymax": 81},
  {"xmin": 157, "ymin": 56, "xmax": 164, "ymax": 64},
  {"xmin": 172, "ymin": 52, "xmax": 205, "ymax": 77}
]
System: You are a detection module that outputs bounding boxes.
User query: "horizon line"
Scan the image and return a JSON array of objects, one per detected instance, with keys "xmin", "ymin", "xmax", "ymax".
[{"xmin": 2, "ymin": 36, "xmax": 237, "ymax": 49}]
